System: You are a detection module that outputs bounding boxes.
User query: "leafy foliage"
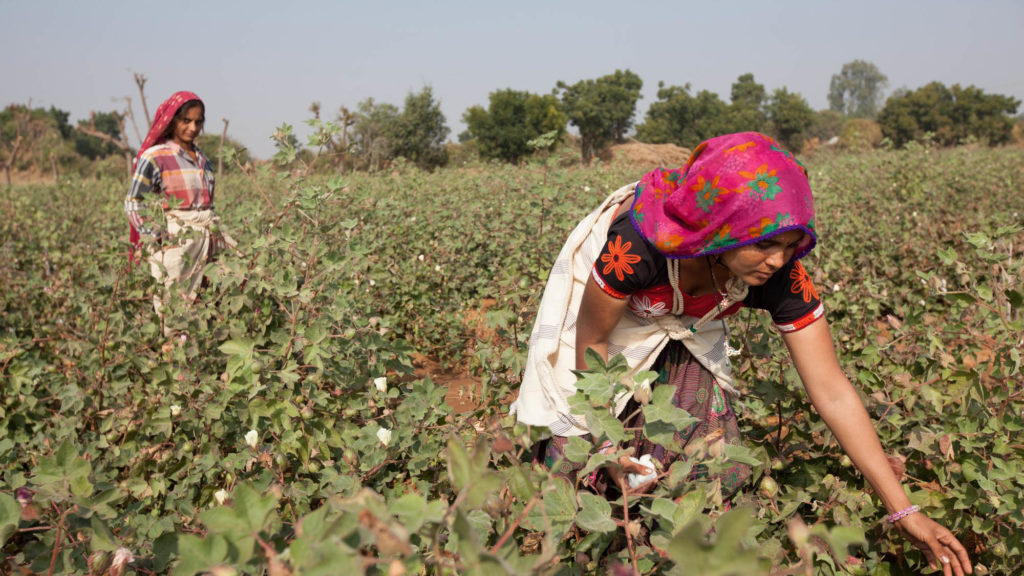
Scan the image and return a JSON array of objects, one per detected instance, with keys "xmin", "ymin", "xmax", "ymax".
[
  {"xmin": 766, "ymin": 88, "xmax": 816, "ymax": 152},
  {"xmin": 0, "ymin": 143, "xmax": 1022, "ymax": 574},
  {"xmin": 462, "ymin": 90, "xmax": 567, "ymax": 164},
  {"xmin": 878, "ymin": 82, "xmax": 1021, "ymax": 147},
  {"xmin": 828, "ymin": 60, "xmax": 889, "ymax": 119},
  {"xmin": 557, "ymin": 69, "xmax": 643, "ymax": 164}
]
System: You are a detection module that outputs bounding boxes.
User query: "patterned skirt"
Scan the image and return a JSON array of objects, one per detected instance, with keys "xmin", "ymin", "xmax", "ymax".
[{"xmin": 544, "ymin": 342, "xmax": 751, "ymax": 496}]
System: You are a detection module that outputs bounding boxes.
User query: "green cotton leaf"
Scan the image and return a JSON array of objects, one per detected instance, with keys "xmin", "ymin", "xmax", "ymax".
[
  {"xmin": 525, "ymin": 479, "xmax": 577, "ymax": 537},
  {"xmin": 391, "ymin": 493, "xmax": 429, "ymax": 533},
  {"xmin": 233, "ymin": 483, "xmax": 278, "ymax": 532},
  {"xmin": 505, "ymin": 465, "xmax": 538, "ymax": 501},
  {"xmin": 936, "ymin": 247, "xmax": 957, "ymax": 265},
  {"xmin": 447, "ymin": 437, "xmax": 473, "ymax": 492},
  {"xmin": 198, "ymin": 507, "xmax": 240, "ymax": 534},
  {"xmin": 585, "ymin": 408, "xmax": 628, "ymax": 444},
  {"xmin": 643, "ymin": 420, "xmax": 680, "ymax": 447},
  {"xmin": 89, "ymin": 516, "xmax": 119, "ymax": 552},
  {"xmin": 576, "ymin": 493, "xmax": 616, "ymax": 533},
  {"xmin": 672, "ymin": 490, "xmax": 706, "ymax": 533},
  {"xmin": 218, "ymin": 338, "xmax": 255, "ymax": 358},
  {"xmin": 641, "ymin": 497, "xmax": 679, "ymax": 530},
  {"xmin": 0, "ymin": 493, "xmax": 19, "ymax": 546},
  {"xmin": 579, "ymin": 451, "xmax": 618, "ymax": 479},
  {"xmin": 563, "ymin": 436, "xmax": 593, "ymax": 464},
  {"xmin": 643, "ymin": 386, "xmax": 699, "ymax": 429},
  {"xmin": 464, "ymin": 472, "xmax": 504, "ymax": 509},
  {"xmin": 722, "ymin": 443, "xmax": 764, "ymax": 467},
  {"xmin": 713, "ymin": 506, "xmax": 755, "ymax": 549},
  {"xmin": 171, "ymin": 533, "xmax": 230, "ymax": 576},
  {"xmin": 809, "ymin": 524, "xmax": 866, "ymax": 559},
  {"xmin": 572, "ymin": 371, "xmax": 617, "ymax": 404}
]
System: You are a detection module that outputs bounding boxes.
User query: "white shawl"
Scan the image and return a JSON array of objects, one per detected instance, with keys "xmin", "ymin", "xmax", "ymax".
[{"xmin": 514, "ymin": 184, "xmax": 743, "ymax": 437}]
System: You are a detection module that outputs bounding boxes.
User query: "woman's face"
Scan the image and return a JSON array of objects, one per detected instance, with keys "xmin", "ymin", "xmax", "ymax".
[
  {"xmin": 172, "ymin": 105, "xmax": 204, "ymax": 149},
  {"xmin": 719, "ymin": 230, "xmax": 805, "ymax": 286}
]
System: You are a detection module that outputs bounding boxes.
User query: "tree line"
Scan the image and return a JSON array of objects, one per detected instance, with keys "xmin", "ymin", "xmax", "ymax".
[{"xmin": 2, "ymin": 61, "xmax": 1021, "ymax": 183}]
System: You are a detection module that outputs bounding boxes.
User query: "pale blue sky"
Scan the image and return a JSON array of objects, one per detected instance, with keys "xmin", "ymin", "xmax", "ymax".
[{"xmin": 2, "ymin": 0, "xmax": 1022, "ymax": 158}]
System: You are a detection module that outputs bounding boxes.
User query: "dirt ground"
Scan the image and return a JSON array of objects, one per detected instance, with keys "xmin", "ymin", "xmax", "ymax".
[{"xmin": 603, "ymin": 141, "xmax": 692, "ymax": 168}]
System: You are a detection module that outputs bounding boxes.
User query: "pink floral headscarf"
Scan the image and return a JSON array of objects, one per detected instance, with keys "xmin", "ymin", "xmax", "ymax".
[{"xmin": 629, "ymin": 132, "xmax": 817, "ymax": 260}]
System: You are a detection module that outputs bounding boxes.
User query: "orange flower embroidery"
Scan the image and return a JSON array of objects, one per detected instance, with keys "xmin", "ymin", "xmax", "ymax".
[
  {"xmin": 748, "ymin": 217, "xmax": 775, "ymax": 238},
  {"xmin": 654, "ymin": 229, "xmax": 685, "ymax": 253},
  {"xmin": 789, "ymin": 261, "xmax": 819, "ymax": 303},
  {"xmin": 601, "ymin": 235, "xmax": 642, "ymax": 282},
  {"xmin": 725, "ymin": 140, "xmax": 756, "ymax": 155}
]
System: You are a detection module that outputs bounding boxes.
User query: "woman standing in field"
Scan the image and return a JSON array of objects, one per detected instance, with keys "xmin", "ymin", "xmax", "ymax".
[
  {"xmin": 516, "ymin": 132, "xmax": 971, "ymax": 575},
  {"xmin": 125, "ymin": 91, "xmax": 234, "ymax": 331}
]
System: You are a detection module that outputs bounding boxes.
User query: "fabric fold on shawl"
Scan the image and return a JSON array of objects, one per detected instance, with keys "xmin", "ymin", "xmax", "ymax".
[
  {"xmin": 148, "ymin": 209, "xmax": 236, "ymax": 307},
  {"xmin": 514, "ymin": 184, "xmax": 740, "ymax": 437}
]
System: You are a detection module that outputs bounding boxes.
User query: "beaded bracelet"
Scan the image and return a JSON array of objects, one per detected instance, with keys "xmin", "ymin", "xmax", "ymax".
[{"xmin": 886, "ymin": 505, "xmax": 920, "ymax": 523}]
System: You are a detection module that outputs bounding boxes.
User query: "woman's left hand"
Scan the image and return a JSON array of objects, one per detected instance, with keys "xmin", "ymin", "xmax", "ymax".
[{"xmin": 895, "ymin": 512, "xmax": 972, "ymax": 576}]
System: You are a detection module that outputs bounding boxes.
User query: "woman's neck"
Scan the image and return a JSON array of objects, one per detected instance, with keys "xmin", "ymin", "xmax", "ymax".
[{"xmin": 675, "ymin": 257, "xmax": 731, "ymax": 297}]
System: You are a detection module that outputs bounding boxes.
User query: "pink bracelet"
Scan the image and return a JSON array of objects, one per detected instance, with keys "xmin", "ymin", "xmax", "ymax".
[{"xmin": 886, "ymin": 505, "xmax": 920, "ymax": 523}]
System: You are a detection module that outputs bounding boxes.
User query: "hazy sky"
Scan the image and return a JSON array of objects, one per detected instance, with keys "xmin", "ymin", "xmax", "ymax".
[{"xmin": 3, "ymin": 0, "xmax": 1022, "ymax": 159}]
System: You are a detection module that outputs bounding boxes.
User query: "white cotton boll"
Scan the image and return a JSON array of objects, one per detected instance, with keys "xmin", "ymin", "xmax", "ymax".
[
  {"xmin": 373, "ymin": 376, "xmax": 388, "ymax": 393},
  {"xmin": 584, "ymin": 186, "xmax": 591, "ymax": 192},
  {"xmin": 633, "ymin": 378, "xmax": 652, "ymax": 405},
  {"xmin": 111, "ymin": 547, "xmax": 134, "ymax": 575},
  {"xmin": 627, "ymin": 454, "xmax": 657, "ymax": 488},
  {"xmin": 377, "ymin": 427, "xmax": 392, "ymax": 447},
  {"xmin": 832, "ymin": 283, "xmax": 841, "ymax": 293},
  {"xmin": 418, "ymin": 254, "xmax": 425, "ymax": 262},
  {"xmin": 214, "ymin": 489, "xmax": 229, "ymax": 505},
  {"xmin": 434, "ymin": 264, "xmax": 442, "ymax": 272},
  {"xmin": 170, "ymin": 404, "xmax": 182, "ymax": 417},
  {"xmin": 369, "ymin": 279, "xmax": 376, "ymax": 286},
  {"xmin": 244, "ymin": 429, "xmax": 259, "ymax": 449}
]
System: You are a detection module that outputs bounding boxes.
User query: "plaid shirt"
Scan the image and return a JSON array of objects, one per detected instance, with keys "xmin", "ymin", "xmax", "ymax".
[{"xmin": 125, "ymin": 142, "xmax": 215, "ymax": 237}]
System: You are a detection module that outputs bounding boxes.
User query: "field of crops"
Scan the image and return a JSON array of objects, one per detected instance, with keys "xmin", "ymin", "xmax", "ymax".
[{"xmin": 1, "ymin": 144, "xmax": 1023, "ymax": 575}]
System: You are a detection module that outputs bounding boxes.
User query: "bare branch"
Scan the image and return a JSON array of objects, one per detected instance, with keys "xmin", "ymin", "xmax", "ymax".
[
  {"xmin": 218, "ymin": 117, "xmax": 230, "ymax": 176},
  {"xmin": 134, "ymin": 72, "xmax": 151, "ymax": 129},
  {"xmin": 123, "ymin": 96, "xmax": 143, "ymax": 147}
]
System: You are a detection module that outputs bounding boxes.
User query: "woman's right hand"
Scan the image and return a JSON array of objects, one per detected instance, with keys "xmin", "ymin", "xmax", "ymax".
[{"xmin": 608, "ymin": 454, "xmax": 657, "ymax": 495}]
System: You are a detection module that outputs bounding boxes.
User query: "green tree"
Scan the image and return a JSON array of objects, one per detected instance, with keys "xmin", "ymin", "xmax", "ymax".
[
  {"xmin": 1, "ymin": 104, "xmax": 67, "ymax": 185},
  {"xmin": 74, "ymin": 110, "xmax": 125, "ymax": 160},
  {"xmin": 877, "ymin": 82, "xmax": 1020, "ymax": 147},
  {"xmin": 349, "ymin": 98, "xmax": 400, "ymax": 171},
  {"xmin": 557, "ymin": 69, "xmax": 643, "ymax": 164},
  {"xmin": 636, "ymin": 83, "xmax": 730, "ymax": 149},
  {"xmin": 828, "ymin": 60, "xmax": 888, "ymax": 118},
  {"xmin": 766, "ymin": 88, "xmax": 815, "ymax": 152},
  {"xmin": 727, "ymin": 73, "xmax": 768, "ymax": 133},
  {"xmin": 391, "ymin": 85, "xmax": 450, "ymax": 170},
  {"xmin": 461, "ymin": 89, "xmax": 565, "ymax": 163}
]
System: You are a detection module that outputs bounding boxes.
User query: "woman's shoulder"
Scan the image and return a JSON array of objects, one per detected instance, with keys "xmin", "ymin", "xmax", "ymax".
[
  {"xmin": 745, "ymin": 259, "xmax": 821, "ymax": 310},
  {"xmin": 140, "ymin": 142, "xmax": 175, "ymax": 161}
]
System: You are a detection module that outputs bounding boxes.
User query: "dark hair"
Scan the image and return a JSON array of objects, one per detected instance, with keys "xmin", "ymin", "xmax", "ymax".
[{"xmin": 161, "ymin": 99, "xmax": 205, "ymax": 140}]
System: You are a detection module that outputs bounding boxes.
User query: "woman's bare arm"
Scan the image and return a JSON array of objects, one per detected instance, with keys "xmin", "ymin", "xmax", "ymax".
[
  {"xmin": 575, "ymin": 275, "xmax": 630, "ymax": 370},
  {"xmin": 782, "ymin": 318, "xmax": 971, "ymax": 576}
]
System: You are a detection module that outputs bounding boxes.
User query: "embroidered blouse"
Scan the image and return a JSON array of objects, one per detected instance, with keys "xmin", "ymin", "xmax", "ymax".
[{"xmin": 592, "ymin": 212, "xmax": 824, "ymax": 333}]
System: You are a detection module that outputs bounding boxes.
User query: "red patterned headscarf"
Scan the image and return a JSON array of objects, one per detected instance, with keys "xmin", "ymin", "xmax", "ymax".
[
  {"xmin": 629, "ymin": 132, "xmax": 816, "ymax": 260},
  {"xmin": 129, "ymin": 91, "xmax": 202, "ymax": 259}
]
